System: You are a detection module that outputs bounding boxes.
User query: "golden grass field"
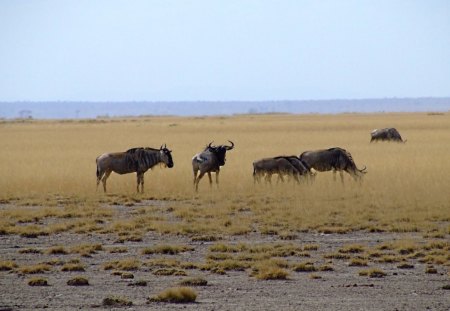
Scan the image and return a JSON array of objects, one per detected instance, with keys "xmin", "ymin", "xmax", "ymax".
[
  {"xmin": 1, "ymin": 112, "xmax": 449, "ymax": 235},
  {"xmin": 1, "ymin": 112, "xmax": 449, "ymax": 310}
]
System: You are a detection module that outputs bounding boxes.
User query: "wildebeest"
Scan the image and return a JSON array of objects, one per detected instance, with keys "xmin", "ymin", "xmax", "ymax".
[
  {"xmin": 370, "ymin": 128, "xmax": 406, "ymax": 143},
  {"xmin": 253, "ymin": 156, "xmax": 308, "ymax": 184},
  {"xmin": 96, "ymin": 145, "xmax": 174, "ymax": 193},
  {"xmin": 192, "ymin": 141, "xmax": 234, "ymax": 191},
  {"xmin": 253, "ymin": 157, "xmax": 298, "ymax": 184},
  {"xmin": 299, "ymin": 147, "xmax": 366, "ymax": 183}
]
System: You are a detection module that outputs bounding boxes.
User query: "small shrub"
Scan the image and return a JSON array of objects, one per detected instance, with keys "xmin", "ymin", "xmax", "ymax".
[
  {"xmin": 103, "ymin": 258, "xmax": 141, "ymax": 271},
  {"xmin": 108, "ymin": 247, "xmax": 128, "ymax": 253},
  {"xmin": 318, "ymin": 264, "xmax": 334, "ymax": 271},
  {"xmin": 148, "ymin": 287, "xmax": 197, "ymax": 303},
  {"xmin": 397, "ymin": 263, "xmax": 414, "ymax": 269},
  {"xmin": 323, "ymin": 253, "xmax": 350, "ymax": 260},
  {"xmin": 121, "ymin": 272, "xmax": 134, "ymax": 279},
  {"xmin": 19, "ymin": 264, "xmax": 51, "ymax": 274},
  {"xmin": 128, "ymin": 280, "xmax": 147, "ymax": 287},
  {"xmin": 254, "ymin": 266, "xmax": 289, "ymax": 280},
  {"xmin": 102, "ymin": 296, "xmax": 132, "ymax": 307},
  {"xmin": 28, "ymin": 277, "xmax": 48, "ymax": 286},
  {"xmin": 142, "ymin": 245, "xmax": 194, "ymax": 255},
  {"xmin": 153, "ymin": 269, "xmax": 187, "ymax": 276},
  {"xmin": 339, "ymin": 244, "xmax": 365, "ymax": 254},
  {"xmin": 61, "ymin": 263, "xmax": 85, "ymax": 272},
  {"xmin": 349, "ymin": 258, "xmax": 368, "ymax": 267},
  {"xmin": 179, "ymin": 277, "xmax": 208, "ymax": 287},
  {"xmin": 359, "ymin": 268, "xmax": 386, "ymax": 278},
  {"xmin": 0, "ymin": 260, "xmax": 18, "ymax": 271},
  {"xmin": 425, "ymin": 266, "xmax": 438, "ymax": 274},
  {"xmin": 67, "ymin": 276, "xmax": 89, "ymax": 286},
  {"xmin": 309, "ymin": 274, "xmax": 322, "ymax": 279},
  {"xmin": 293, "ymin": 262, "xmax": 316, "ymax": 272},
  {"xmin": 191, "ymin": 235, "xmax": 220, "ymax": 242},
  {"xmin": 442, "ymin": 284, "xmax": 450, "ymax": 290},
  {"xmin": 19, "ymin": 248, "xmax": 43, "ymax": 254},
  {"xmin": 46, "ymin": 246, "xmax": 68, "ymax": 255}
]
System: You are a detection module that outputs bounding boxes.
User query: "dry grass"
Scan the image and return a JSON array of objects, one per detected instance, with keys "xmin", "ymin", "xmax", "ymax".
[
  {"xmin": 179, "ymin": 277, "xmax": 208, "ymax": 286},
  {"xmin": 67, "ymin": 276, "xmax": 89, "ymax": 286},
  {"xmin": 1, "ymin": 114, "xmax": 449, "ymax": 284},
  {"xmin": 102, "ymin": 296, "xmax": 132, "ymax": 307},
  {"xmin": 27, "ymin": 277, "xmax": 48, "ymax": 286},
  {"xmin": 103, "ymin": 258, "xmax": 141, "ymax": 271},
  {"xmin": 148, "ymin": 287, "xmax": 197, "ymax": 303},
  {"xmin": 0, "ymin": 260, "xmax": 18, "ymax": 271},
  {"xmin": 19, "ymin": 264, "xmax": 52, "ymax": 274}
]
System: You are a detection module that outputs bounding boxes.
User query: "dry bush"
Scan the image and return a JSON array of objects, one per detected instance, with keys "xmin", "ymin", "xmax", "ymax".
[
  {"xmin": 0, "ymin": 260, "xmax": 18, "ymax": 271},
  {"xmin": 293, "ymin": 262, "xmax": 316, "ymax": 272},
  {"xmin": 27, "ymin": 277, "xmax": 48, "ymax": 286},
  {"xmin": 67, "ymin": 276, "xmax": 89, "ymax": 286},
  {"xmin": 102, "ymin": 296, "xmax": 132, "ymax": 307},
  {"xmin": 61, "ymin": 263, "xmax": 85, "ymax": 272},
  {"xmin": 359, "ymin": 268, "xmax": 387, "ymax": 278},
  {"xmin": 18, "ymin": 248, "xmax": 43, "ymax": 254},
  {"xmin": 103, "ymin": 258, "xmax": 141, "ymax": 271},
  {"xmin": 179, "ymin": 277, "xmax": 208, "ymax": 286},
  {"xmin": 349, "ymin": 258, "xmax": 368, "ymax": 267},
  {"xmin": 148, "ymin": 287, "xmax": 197, "ymax": 303},
  {"xmin": 19, "ymin": 264, "xmax": 52, "ymax": 274},
  {"xmin": 46, "ymin": 246, "xmax": 68, "ymax": 255},
  {"xmin": 142, "ymin": 244, "xmax": 194, "ymax": 255}
]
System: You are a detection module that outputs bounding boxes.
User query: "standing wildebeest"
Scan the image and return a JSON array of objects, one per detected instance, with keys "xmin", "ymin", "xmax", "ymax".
[
  {"xmin": 253, "ymin": 157, "xmax": 303, "ymax": 184},
  {"xmin": 370, "ymin": 128, "xmax": 406, "ymax": 143},
  {"xmin": 96, "ymin": 145, "xmax": 174, "ymax": 193},
  {"xmin": 299, "ymin": 147, "xmax": 366, "ymax": 183},
  {"xmin": 192, "ymin": 141, "xmax": 234, "ymax": 191}
]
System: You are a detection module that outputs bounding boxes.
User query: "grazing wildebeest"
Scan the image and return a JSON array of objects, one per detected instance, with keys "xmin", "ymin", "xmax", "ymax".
[
  {"xmin": 192, "ymin": 141, "xmax": 234, "ymax": 191},
  {"xmin": 96, "ymin": 145, "xmax": 174, "ymax": 193},
  {"xmin": 279, "ymin": 156, "xmax": 316, "ymax": 184},
  {"xmin": 252, "ymin": 157, "xmax": 302, "ymax": 184},
  {"xmin": 299, "ymin": 147, "xmax": 366, "ymax": 183},
  {"xmin": 370, "ymin": 128, "xmax": 406, "ymax": 143}
]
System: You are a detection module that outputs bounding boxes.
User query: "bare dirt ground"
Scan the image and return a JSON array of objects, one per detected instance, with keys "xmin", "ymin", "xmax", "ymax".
[{"xmin": 1, "ymin": 201, "xmax": 449, "ymax": 311}]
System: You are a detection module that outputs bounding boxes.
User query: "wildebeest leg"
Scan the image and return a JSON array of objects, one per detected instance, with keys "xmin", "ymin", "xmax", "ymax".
[
  {"xmin": 195, "ymin": 171, "xmax": 206, "ymax": 192},
  {"xmin": 339, "ymin": 171, "xmax": 345, "ymax": 185},
  {"xmin": 215, "ymin": 171, "xmax": 220, "ymax": 188},
  {"xmin": 333, "ymin": 169, "xmax": 337, "ymax": 182},
  {"xmin": 136, "ymin": 172, "xmax": 145, "ymax": 193},
  {"xmin": 193, "ymin": 168, "xmax": 199, "ymax": 185},
  {"xmin": 207, "ymin": 172, "xmax": 213, "ymax": 187},
  {"xmin": 101, "ymin": 170, "xmax": 111, "ymax": 193},
  {"xmin": 265, "ymin": 173, "xmax": 272, "ymax": 185}
]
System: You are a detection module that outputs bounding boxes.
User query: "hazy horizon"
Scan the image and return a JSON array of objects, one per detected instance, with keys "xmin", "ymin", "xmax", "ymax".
[{"xmin": 1, "ymin": 97, "xmax": 449, "ymax": 119}]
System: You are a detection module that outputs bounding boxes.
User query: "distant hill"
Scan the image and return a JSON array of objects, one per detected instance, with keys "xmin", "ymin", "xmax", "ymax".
[{"xmin": 0, "ymin": 98, "xmax": 449, "ymax": 119}]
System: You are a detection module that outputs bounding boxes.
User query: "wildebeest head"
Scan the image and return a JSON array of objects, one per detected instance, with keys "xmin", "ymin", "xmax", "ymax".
[
  {"xmin": 206, "ymin": 140, "xmax": 234, "ymax": 166},
  {"xmin": 159, "ymin": 144, "xmax": 174, "ymax": 168}
]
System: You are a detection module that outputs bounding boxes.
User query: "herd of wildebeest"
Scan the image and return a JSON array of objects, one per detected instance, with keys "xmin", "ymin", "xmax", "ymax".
[{"xmin": 95, "ymin": 127, "xmax": 405, "ymax": 192}]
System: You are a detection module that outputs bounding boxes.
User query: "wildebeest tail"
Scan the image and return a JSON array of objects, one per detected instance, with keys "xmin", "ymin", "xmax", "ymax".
[{"xmin": 96, "ymin": 158, "xmax": 100, "ymax": 178}]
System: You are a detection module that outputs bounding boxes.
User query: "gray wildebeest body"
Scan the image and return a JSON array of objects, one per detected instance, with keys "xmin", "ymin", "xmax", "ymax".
[
  {"xmin": 253, "ymin": 157, "xmax": 303, "ymax": 184},
  {"xmin": 96, "ymin": 145, "xmax": 174, "ymax": 193},
  {"xmin": 370, "ymin": 128, "xmax": 406, "ymax": 143},
  {"xmin": 192, "ymin": 141, "xmax": 234, "ymax": 191},
  {"xmin": 299, "ymin": 147, "xmax": 366, "ymax": 183}
]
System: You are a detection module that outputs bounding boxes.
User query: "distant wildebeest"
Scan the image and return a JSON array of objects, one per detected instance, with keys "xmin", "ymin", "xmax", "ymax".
[
  {"xmin": 253, "ymin": 156, "xmax": 308, "ymax": 184},
  {"xmin": 299, "ymin": 147, "xmax": 366, "ymax": 183},
  {"xmin": 192, "ymin": 141, "xmax": 234, "ymax": 191},
  {"xmin": 96, "ymin": 145, "xmax": 174, "ymax": 193},
  {"xmin": 370, "ymin": 128, "xmax": 406, "ymax": 143}
]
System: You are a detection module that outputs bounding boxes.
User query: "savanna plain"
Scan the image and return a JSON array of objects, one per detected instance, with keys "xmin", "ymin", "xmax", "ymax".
[{"xmin": 0, "ymin": 113, "xmax": 449, "ymax": 311}]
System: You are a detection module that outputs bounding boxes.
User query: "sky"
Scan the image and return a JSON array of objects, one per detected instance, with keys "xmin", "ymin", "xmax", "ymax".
[{"xmin": 0, "ymin": 0, "xmax": 449, "ymax": 102}]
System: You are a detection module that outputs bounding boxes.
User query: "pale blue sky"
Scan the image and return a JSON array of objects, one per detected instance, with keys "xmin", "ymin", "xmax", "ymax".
[{"xmin": 1, "ymin": 0, "xmax": 449, "ymax": 101}]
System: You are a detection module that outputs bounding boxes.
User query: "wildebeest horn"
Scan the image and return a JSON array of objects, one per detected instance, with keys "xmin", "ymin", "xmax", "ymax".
[
  {"xmin": 164, "ymin": 144, "xmax": 167, "ymax": 148},
  {"xmin": 160, "ymin": 145, "xmax": 163, "ymax": 150},
  {"xmin": 225, "ymin": 140, "xmax": 234, "ymax": 150},
  {"xmin": 208, "ymin": 141, "xmax": 214, "ymax": 148},
  {"xmin": 359, "ymin": 166, "xmax": 367, "ymax": 173}
]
